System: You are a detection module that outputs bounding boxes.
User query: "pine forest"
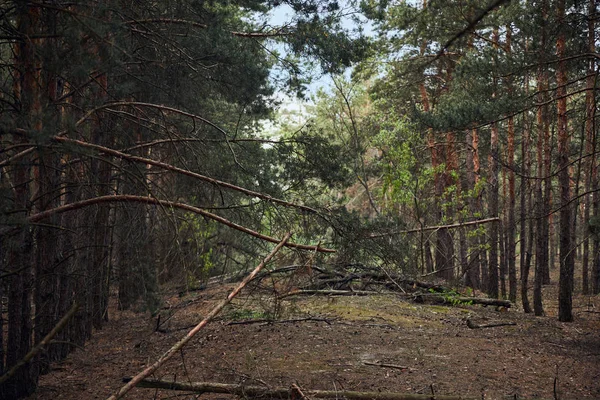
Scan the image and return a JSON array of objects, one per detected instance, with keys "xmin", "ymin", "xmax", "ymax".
[{"xmin": 0, "ymin": 0, "xmax": 599, "ymax": 399}]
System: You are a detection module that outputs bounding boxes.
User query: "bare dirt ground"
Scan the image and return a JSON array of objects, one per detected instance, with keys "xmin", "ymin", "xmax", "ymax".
[{"xmin": 28, "ymin": 277, "xmax": 600, "ymax": 400}]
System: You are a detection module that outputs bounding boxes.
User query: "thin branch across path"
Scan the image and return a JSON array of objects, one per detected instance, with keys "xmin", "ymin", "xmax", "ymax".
[
  {"xmin": 26, "ymin": 195, "xmax": 334, "ymax": 253},
  {"xmin": 122, "ymin": 378, "xmax": 479, "ymax": 400},
  {"xmin": 0, "ymin": 302, "xmax": 79, "ymax": 385},
  {"xmin": 107, "ymin": 233, "xmax": 292, "ymax": 400},
  {"xmin": 369, "ymin": 217, "xmax": 500, "ymax": 238}
]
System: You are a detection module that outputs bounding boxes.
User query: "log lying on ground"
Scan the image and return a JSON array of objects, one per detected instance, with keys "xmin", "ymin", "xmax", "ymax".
[
  {"xmin": 412, "ymin": 294, "xmax": 512, "ymax": 308},
  {"xmin": 278, "ymin": 289, "xmax": 380, "ymax": 299},
  {"xmin": 278, "ymin": 289, "xmax": 513, "ymax": 308},
  {"xmin": 309, "ymin": 271, "xmax": 450, "ymax": 293},
  {"xmin": 466, "ymin": 319, "xmax": 517, "ymax": 329},
  {"xmin": 122, "ymin": 378, "xmax": 479, "ymax": 400}
]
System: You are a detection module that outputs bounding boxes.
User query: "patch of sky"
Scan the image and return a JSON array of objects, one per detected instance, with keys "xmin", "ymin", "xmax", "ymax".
[{"xmin": 257, "ymin": 1, "xmax": 374, "ymax": 137}]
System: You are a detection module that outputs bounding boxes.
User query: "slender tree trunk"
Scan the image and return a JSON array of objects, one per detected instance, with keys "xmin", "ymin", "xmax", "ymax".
[
  {"xmin": 465, "ymin": 128, "xmax": 480, "ymax": 289},
  {"xmin": 520, "ymin": 59, "xmax": 533, "ymax": 313},
  {"xmin": 500, "ymin": 218, "xmax": 507, "ymax": 298},
  {"xmin": 486, "ymin": 28, "xmax": 501, "ymax": 298},
  {"xmin": 534, "ymin": 0, "xmax": 549, "ymax": 315},
  {"xmin": 506, "ymin": 26, "xmax": 517, "ymax": 301},
  {"xmin": 90, "ymin": 72, "xmax": 113, "ymax": 328},
  {"xmin": 556, "ymin": 0, "xmax": 574, "ymax": 322},
  {"xmin": 488, "ymin": 121, "xmax": 500, "ymax": 298},
  {"xmin": 1, "ymin": 4, "xmax": 40, "ymax": 397},
  {"xmin": 582, "ymin": 0, "xmax": 596, "ymax": 295}
]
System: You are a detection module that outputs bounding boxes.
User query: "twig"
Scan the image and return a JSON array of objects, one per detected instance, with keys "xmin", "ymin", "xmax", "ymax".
[
  {"xmin": 466, "ymin": 319, "xmax": 517, "ymax": 329},
  {"xmin": 0, "ymin": 302, "xmax": 79, "ymax": 385},
  {"xmin": 369, "ymin": 217, "xmax": 500, "ymax": 238},
  {"xmin": 107, "ymin": 233, "xmax": 291, "ymax": 400},
  {"xmin": 292, "ymin": 383, "xmax": 311, "ymax": 400},
  {"xmin": 363, "ymin": 361, "xmax": 414, "ymax": 371}
]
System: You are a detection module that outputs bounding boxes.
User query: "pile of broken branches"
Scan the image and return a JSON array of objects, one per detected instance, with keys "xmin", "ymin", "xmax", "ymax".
[{"xmin": 252, "ymin": 264, "xmax": 512, "ymax": 309}]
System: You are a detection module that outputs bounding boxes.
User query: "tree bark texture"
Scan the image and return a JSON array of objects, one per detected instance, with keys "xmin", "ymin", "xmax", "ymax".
[{"xmin": 556, "ymin": 0, "xmax": 575, "ymax": 322}]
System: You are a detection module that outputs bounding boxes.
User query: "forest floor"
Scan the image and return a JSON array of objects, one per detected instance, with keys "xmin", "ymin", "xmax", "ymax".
[{"xmin": 28, "ymin": 272, "xmax": 600, "ymax": 400}]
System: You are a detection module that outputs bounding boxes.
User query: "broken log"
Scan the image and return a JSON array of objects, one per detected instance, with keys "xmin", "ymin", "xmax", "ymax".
[
  {"xmin": 278, "ymin": 289, "xmax": 512, "ymax": 309},
  {"xmin": 306, "ymin": 272, "xmax": 450, "ymax": 293},
  {"xmin": 277, "ymin": 289, "xmax": 383, "ymax": 299},
  {"xmin": 226, "ymin": 316, "xmax": 336, "ymax": 326},
  {"xmin": 122, "ymin": 378, "xmax": 478, "ymax": 400},
  {"xmin": 466, "ymin": 319, "xmax": 517, "ymax": 329},
  {"xmin": 412, "ymin": 294, "xmax": 512, "ymax": 308}
]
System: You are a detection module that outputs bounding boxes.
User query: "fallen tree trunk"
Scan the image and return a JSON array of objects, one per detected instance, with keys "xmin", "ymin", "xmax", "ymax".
[
  {"xmin": 412, "ymin": 294, "xmax": 512, "ymax": 308},
  {"xmin": 278, "ymin": 290, "xmax": 512, "ymax": 308},
  {"xmin": 107, "ymin": 233, "xmax": 291, "ymax": 400},
  {"xmin": 308, "ymin": 272, "xmax": 450, "ymax": 293},
  {"xmin": 123, "ymin": 378, "xmax": 479, "ymax": 400},
  {"xmin": 278, "ymin": 289, "xmax": 381, "ymax": 299}
]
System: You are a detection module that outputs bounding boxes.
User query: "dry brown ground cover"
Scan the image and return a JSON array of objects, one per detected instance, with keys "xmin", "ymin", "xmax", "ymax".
[{"xmin": 28, "ymin": 277, "xmax": 600, "ymax": 400}]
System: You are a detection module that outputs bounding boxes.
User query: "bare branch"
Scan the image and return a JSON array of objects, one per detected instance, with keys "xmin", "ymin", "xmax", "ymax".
[
  {"xmin": 0, "ymin": 302, "xmax": 79, "ymax": 385},
  {"xmin": 107, "ymin": 232, "xmax": 292, "ymax": 400},
  {"xmin": 53, "ymin": 136, "xmax": 319, "ymax": 214},
  {"xmin": 368, "ymin": 217, "xmax": 500, "ymax": 238},
  {"xmin": 26, "ymin": 195, "xmax": 334, "ymax": 253}
]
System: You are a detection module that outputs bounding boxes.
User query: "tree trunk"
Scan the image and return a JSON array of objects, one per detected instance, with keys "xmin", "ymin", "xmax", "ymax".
[
  {"xmin": 582, "ymin": 0, "xmax": 596, "ymax": 295},
  {"xmin": 1, "ymin": 4, "xmax": 41, "ymax": 397},
  {"xmin": 487, "ymin": 123, "xmax": 499, "ymax": 299},
  {"xmin": 520, "ymin": 59, "xmax": 533, "ymax": 313},
  {"xmin": 465, "ymin": 128, "xmax": 481, "ymax": 289},
  {"xmin": 505, "ymin": 25, "xmax": 517, "ymax": 301},
  {"xmin": 556, "ymin": 0, "xmax": 575, "ymax": 322},
  {"xmin": 534, "ymin": 0, "xmax": 549, "ymax": 315}
]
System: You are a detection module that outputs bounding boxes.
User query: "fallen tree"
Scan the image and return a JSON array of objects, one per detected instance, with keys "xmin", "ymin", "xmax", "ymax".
[
  {"xmin": 277, "ymin": 289, "xmax": 512, "ymax": 308},
  {"xmin": 122, "ymin": 378, "xmax": 479, "ymax": 400},
  {"xmin": 107, "ymin": 233, "xmax": 291, "ymax": 400}
]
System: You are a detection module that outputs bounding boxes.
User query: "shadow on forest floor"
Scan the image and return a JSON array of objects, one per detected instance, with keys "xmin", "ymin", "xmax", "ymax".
[{"xmin": 28, "ymin": 271, "xmax": 600, "ymax": 400}]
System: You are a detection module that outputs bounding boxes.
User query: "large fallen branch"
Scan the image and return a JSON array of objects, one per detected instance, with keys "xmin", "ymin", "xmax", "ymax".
[
  {"xmin": 107, "ymin": 233, "xmax": 291, "ymax": 400},
  {"xmin": 25, "ymin": 196, "xmax": 334, "ymax": 253},
  {"xmin": 278, "ymin": 289, "xmax": 382, "ymax": 299},
  {"xmin": 410, "ymin": 294, "xmax": 512, "ymax": 308},
  {"xmin": 308, "ymin": 271, "xmax": 450, "ymax": 293},
  {"xmin": 278, "ymin": 289, "xmax": 512, "ymax": 308},
  {"xmin": 122, "ymin": 378, "xmax": 479, "ymax": 400},
  {"xmin": 53, "ymin": 135, "xmax": 319, "ymax": 214}
]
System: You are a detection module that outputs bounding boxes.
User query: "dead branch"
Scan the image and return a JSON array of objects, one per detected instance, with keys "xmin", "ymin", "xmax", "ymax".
[
  {"xmin": 307, "ymin": 272, "xmax": 450, "ymax": 293},
  {"xmin": 363, "ymin": 361, "xmax": 414, "ymax": 371},
  {"xmin": 107, "ymin": 233, "xmax": 291, "ymax": 400},
  {"xmin": 53, "ymin": 136, "xmax": 319, "ymax": 215},
  {"xmin": 25, "ymin": 195, "xmax": 334, "ymax": 253},
  {"xmin": 466, "ymin": 319, "xmax": 517, "ymax": 329},
  {"xmin": 122, "ymin": 378, "xmax": 478, "ymax": 400},
  {"xmin": 0, "ymin": 302, "xmax": 79, "ymax": 385},
  {"xmin": 411, "ymin": 294, "xmax": 512, "ymax": 308},
  {"xmin": 368, "ymin": 217, "xmax": 500, "ymax": 238},
  {"xmin": 278, "ymin": 289, "xmax": 383, "ymax": 299},
  {"xmin": 227, "ymin": 316, "xmax": 336, "ymax": 326}
]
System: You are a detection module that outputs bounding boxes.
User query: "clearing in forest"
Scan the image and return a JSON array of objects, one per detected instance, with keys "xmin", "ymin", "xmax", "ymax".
[{"xmin": 29, "ymin": 275, "xmax": 600, "ymax": 400}]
